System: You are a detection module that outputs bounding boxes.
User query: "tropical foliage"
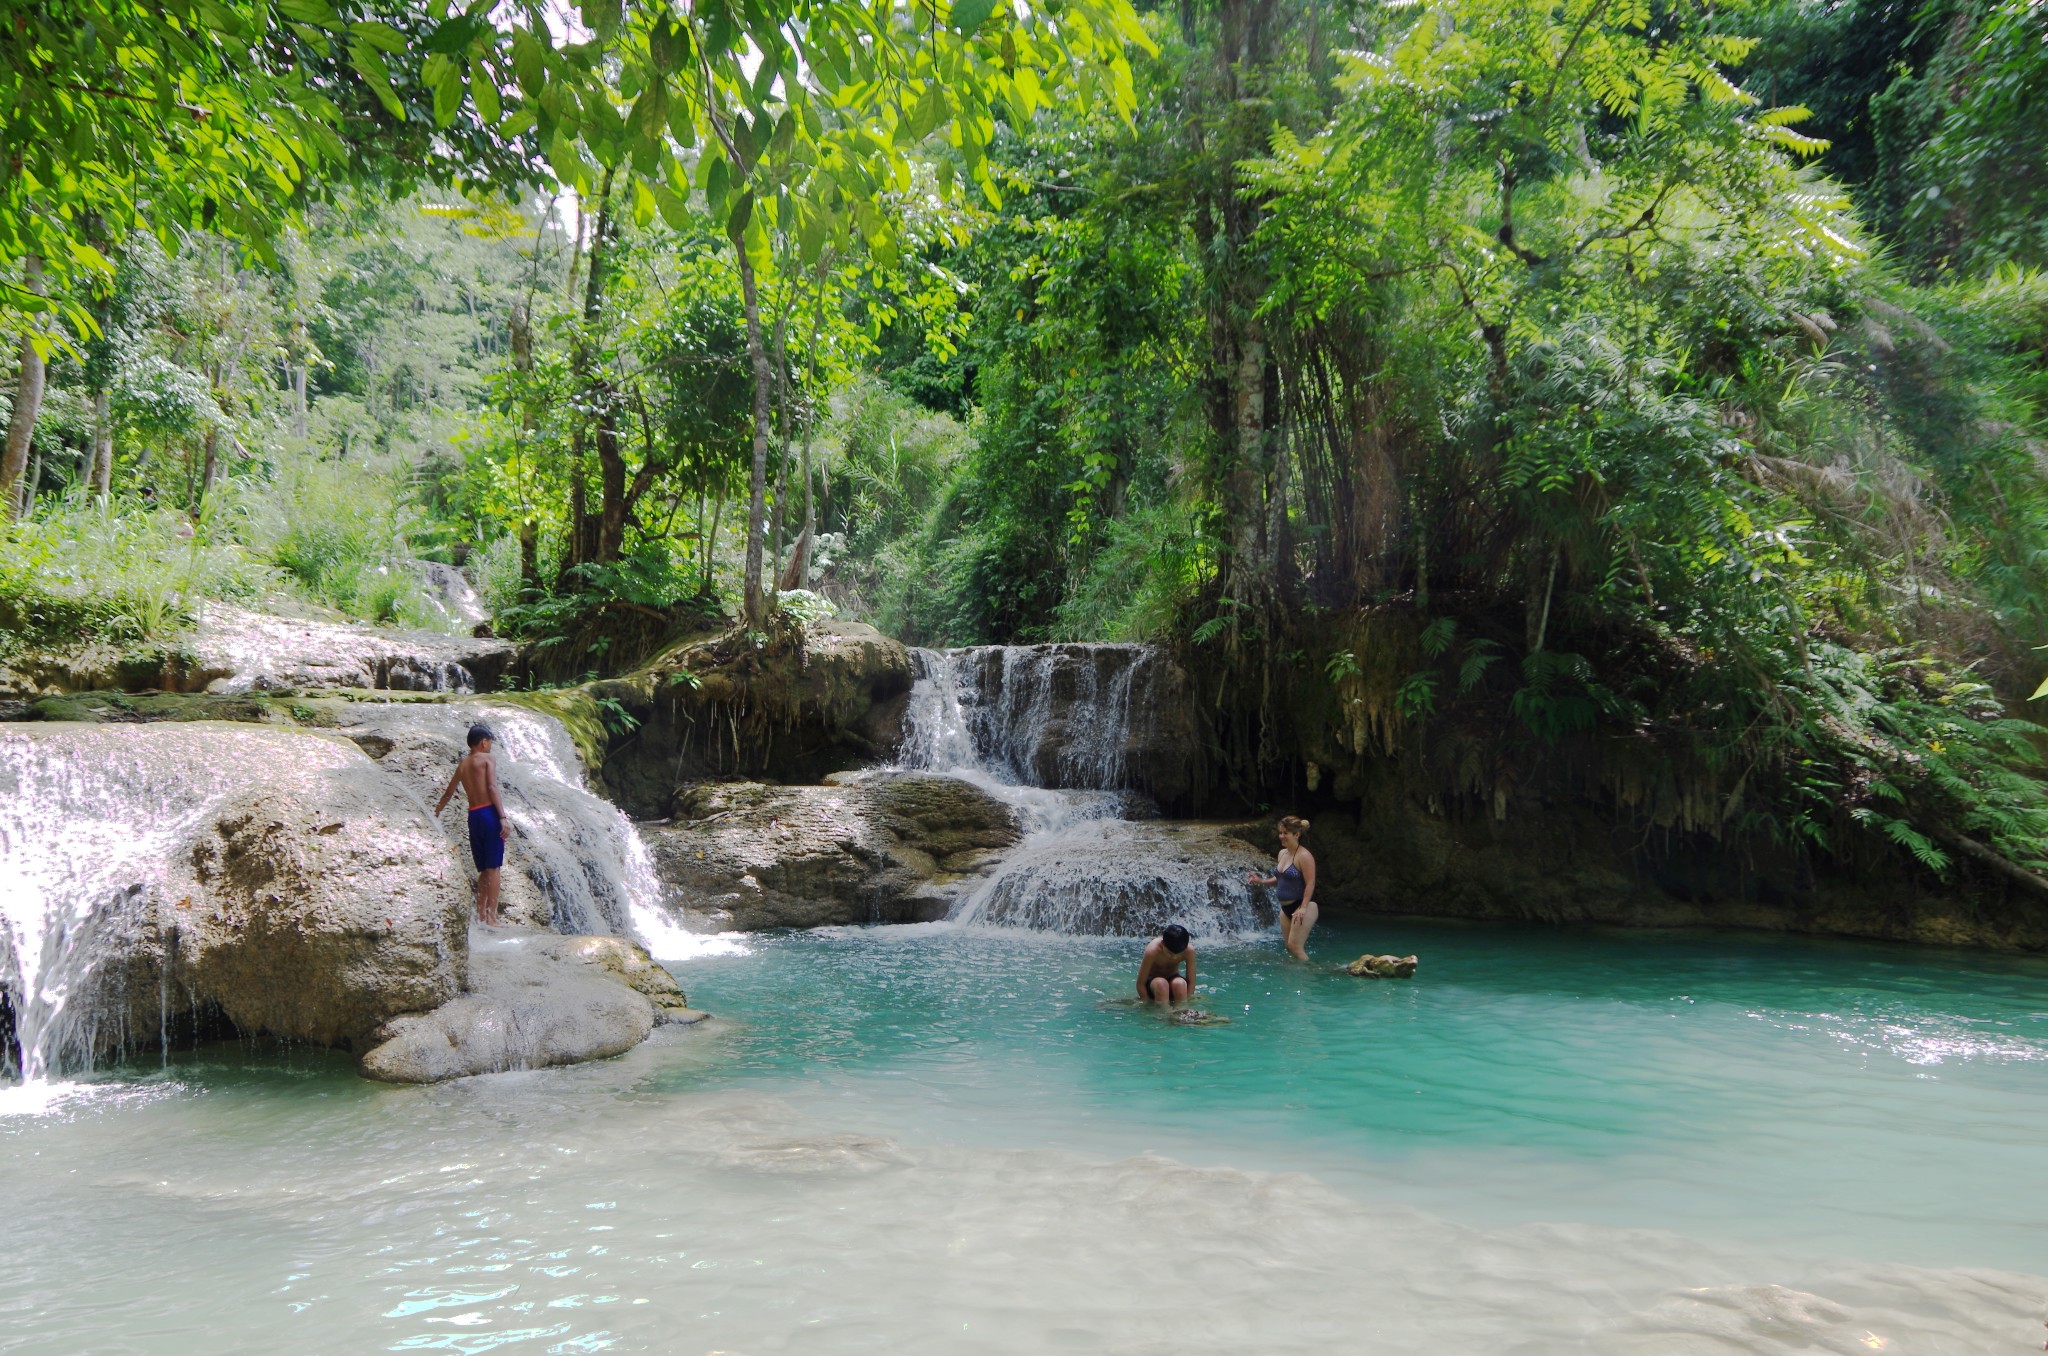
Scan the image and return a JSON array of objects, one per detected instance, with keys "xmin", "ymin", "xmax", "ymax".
[{"xmin": 5, "ymin": 0, "xmax": 2048, "ymax": 898}]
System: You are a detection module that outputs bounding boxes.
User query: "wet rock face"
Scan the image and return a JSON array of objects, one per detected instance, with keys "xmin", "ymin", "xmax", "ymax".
[
  {"xmin": 597, "ymin": 621, "xmax": 915, "ymax": 818},
  {"xmin": 907, "ymin": 645, "xmax": 1202, "ymax": 810},
  {"xmin": 641, "ymin": 772, "xmax": 1022, "ymax": 930},
  {"xmin": 329, "ymin": 700, "xmax": 645, "ymax": 938},
  {"xmin": 0, "ymin": 723, "xmax": 468, "ymax": 1074},
  {"xmin": 185, "ymin": 605, "xmax": 519, "ymax": 693},
  {"xmin": 357, "ymin": 932, "xmax": 672, "ymax": 1084},
  {"xmin": 957, "ymin": 821, "xmax": 1273, "ymax": 937}
]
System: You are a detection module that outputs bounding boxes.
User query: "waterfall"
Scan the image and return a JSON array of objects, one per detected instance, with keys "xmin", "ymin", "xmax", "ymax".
[
  {"xmin": 332, "ymin": 702, "xmax": 710, "ymax": 960},
  {"xmin": 0, "ymin": 731, "xmax": 282, "ymax": 1081},
  {"xmin": 901, "ymin": 647, "xmax": 1270, "ymax": 939},
  {"xmin": 0, "ymin": 703, "xmax": 716, "ymax": 1084},
  {"xmin": 905, "ymin": 645, "xmax": 1152, "ymax": 791}
]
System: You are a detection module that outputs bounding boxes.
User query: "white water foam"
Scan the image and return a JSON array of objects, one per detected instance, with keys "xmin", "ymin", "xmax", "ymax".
[
  {"xmin": 336, "ymin": 701, "xmax": 740, "ymax": 961},
  {"xmin": 0, "ymin": 730, "xmax": 283, "ymax": 1080},
  {"xmin": 901, "ymin": 648, "xmax": 1268, "ymax": 937}
]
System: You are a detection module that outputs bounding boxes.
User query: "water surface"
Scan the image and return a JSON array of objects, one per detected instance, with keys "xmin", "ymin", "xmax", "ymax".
[{"xmin": 3, "ymin": 918, "xmax": 2044, "ymax": 1355}]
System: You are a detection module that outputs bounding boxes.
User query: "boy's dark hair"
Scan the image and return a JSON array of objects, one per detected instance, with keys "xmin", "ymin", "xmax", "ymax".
[
  {"xmin": 466, "ymin": 724, "xmax": 494, "ymax": 749},
  {"xmin": 1161, "ymin": 924, "xmax": 1190, "ymax": 953}
]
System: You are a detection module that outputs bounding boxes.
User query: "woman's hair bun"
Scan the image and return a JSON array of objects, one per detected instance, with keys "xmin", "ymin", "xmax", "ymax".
[{"xmin": 1278, "ymin": 814, "xmax": 1311, "ymax": 835}]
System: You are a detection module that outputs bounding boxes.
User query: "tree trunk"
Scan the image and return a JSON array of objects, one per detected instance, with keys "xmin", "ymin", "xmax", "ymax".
[
  {"xmin": 199, "ymin": 425, "xmax": 220, "ymax": 504},
  {"xmin": 594, "ymin": 406, "xmax": 627, "ymax": 563},
  {"xmin": 732, "ymin": 230, "xmax": 774, "ymax": 628},
  {"xmin": 90, "ymin": 385, "xmax": 113, "ymax": 497},
  {"xmin": 291, "ymin": 364, "xmax": 309, "ymax": 439},
  {"xmin": 766, "ymin": 286, "xmax": 793, "ymax": 597},
  {"xmin": 565, "ymin": 169, "xmax": 619, "ymax": 580},
  {"xmin": 2, "ymin": 255, "xmax": 47, "ymax": 522},
  {"xmin": 518, "ymin": 517, "xmax": 538, "ymax": 599},
  {"xmin": 1191, "ymin": 1, "xmax": 1279, "ymax": 611},
  {"xmin": 22, "ymin": 445, "xmax": 42, "ymax": 517}
]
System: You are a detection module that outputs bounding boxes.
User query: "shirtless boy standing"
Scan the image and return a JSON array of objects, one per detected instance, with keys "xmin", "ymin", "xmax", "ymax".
[
  {"xmin": 435, "ymin": 724, "xmax": 510, "ymax": 926},
  {"xmin": 1137, "ymin": 923, "xmax": 1196, "ymax": 1005}
]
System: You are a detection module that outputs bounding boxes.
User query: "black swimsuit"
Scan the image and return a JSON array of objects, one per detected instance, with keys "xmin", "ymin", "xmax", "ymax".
[{"xmin": 1276, "ymin": 863, "xmax": 1306, "ymax": 917}]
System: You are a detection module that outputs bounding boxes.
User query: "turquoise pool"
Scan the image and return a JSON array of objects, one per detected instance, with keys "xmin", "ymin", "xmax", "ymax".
[{"xmin": 2, "ymin": 918, "xmax": 2043, "ymax": 1354}]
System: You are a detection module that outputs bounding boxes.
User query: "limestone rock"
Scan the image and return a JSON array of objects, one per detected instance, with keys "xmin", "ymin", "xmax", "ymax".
[
  {"xmin": 596, "ymin": 620, "xmax": 915, "ymax": 817},
  {"xmin": 357, "ymin": 932, "xmax": 658, "ymax": 1083},
  {"xmin": 641, "ymin": 771, "xmax": 1021, "ymax": 929},
  {"xmin": 186, "ymin": 603, "xmax": 517, "ymax": 694},
  {"xmin": 529, "ymin": 933, "xmax": 695, "ymax": 1023},
  {"xmin": 0, "ymin": 722, "xmax": 467, "ymax": 1072},
  {"xmin": 1345, "ymin": 954, "xmax": 1419, "ymax": 979}
]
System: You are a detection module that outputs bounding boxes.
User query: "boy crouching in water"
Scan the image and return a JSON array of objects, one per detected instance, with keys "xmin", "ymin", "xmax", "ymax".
[
  {"xmin": 1138, "ymin": 923, "xmax": 1196, "ymax": 1005},
  {"xmin": 435, "ymin": 723, "xmax": 510, "ymax": 926}
]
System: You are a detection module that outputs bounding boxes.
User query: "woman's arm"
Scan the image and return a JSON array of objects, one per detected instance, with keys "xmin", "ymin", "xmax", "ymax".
[{"xmin": 1299, "ymin": 850, "xmax": 1317, "ymax": 904}]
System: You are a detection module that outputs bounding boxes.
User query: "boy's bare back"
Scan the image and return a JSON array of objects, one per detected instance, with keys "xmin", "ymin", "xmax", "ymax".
[{"xmin": 452, "ymin": 748, "xmax": 496, "ymax": 809}]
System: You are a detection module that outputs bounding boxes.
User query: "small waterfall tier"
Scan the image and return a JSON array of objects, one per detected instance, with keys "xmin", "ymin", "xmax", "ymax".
[
  {"xmin": 903, "ymin": 645, "xmax": 1187, "ymax": 795},
  {"xmin": 955, "ymin": 821, "xmax": 1272, "ymax": 937},
  {"xmin": 328, "ymin": 701, "xmax": 696, "ymax": 957},
  {"xmin": 900, "ymin": 644, "xmax": 1265, "ymax": 938}
]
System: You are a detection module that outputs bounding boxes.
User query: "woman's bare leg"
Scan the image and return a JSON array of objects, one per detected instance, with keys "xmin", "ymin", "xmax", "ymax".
[{"xmin": 1287, "ymin": 903, "xmax": 1319, "ymax": 960}]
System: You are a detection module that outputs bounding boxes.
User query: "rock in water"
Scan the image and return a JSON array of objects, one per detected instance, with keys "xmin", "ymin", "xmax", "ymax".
[
  {"xmin": 595, "ymin": 620, "xmax": 915, "ymax": 815},
  {"xmin": 1345, "ymin": 954, "xmax": 1419, "ymax": 979},
  {"xmin": 186, "ymin": 603, "xmax": 516, "ymax": 693},
  {"xmin": 642, "ymin": 772, "xmax": 1023, "ymax": 930},
  {"xmin": 356, "ymin": 931, "xmax": 676, "ymax": 1083},
  {"xmin": 0, "ymin": 722, "xmax": 467, "ymax": 1076}
]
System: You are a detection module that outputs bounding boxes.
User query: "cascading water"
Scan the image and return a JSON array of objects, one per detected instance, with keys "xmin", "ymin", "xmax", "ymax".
[
  {"xmin": 0, "ymin": 702, "xmax": 713, "ymax": 1086},
  {"xmin": 330, "ymin": 701, "xmax": 707, "ymax": 960},
  {"xmin": 902, "ymin": 647, "xmax": 1271, "ymax": 938},
  {"xmin": 0, "ymin": 728, "xmax": 354, "ymax": 1082}
]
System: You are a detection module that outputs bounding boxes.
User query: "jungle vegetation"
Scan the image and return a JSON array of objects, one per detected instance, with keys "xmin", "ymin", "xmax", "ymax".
[{"xmin": 5, "ymin": 0, "xmax": 2048, "ymax": 897}]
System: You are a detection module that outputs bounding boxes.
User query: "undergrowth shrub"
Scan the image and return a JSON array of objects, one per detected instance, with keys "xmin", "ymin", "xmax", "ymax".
[{"xmin": 0, "ymin": 502, "xmax": 271, "ymax": 659}]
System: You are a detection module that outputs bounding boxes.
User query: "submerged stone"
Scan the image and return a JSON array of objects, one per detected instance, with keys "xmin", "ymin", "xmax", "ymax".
[{"xmin": 1345, "ymin": 954, "xmax": 1420, "ymax": 978}]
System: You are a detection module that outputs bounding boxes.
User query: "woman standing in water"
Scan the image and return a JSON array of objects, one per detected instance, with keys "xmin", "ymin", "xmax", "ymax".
[{"xmin": 1249, "ymin": 815, "xmax": 1317, "ymax": 960}]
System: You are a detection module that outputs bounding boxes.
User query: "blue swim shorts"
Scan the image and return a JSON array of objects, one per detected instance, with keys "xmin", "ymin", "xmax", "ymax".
[{"xmin": 468, "ymin": 805, "xmax": 505, "ymax": 871}]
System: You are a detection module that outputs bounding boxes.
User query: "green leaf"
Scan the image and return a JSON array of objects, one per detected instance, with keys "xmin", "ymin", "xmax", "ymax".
[
  {"xmin": 350, "ymin": 20, "xmax": 408, "ymax": 53},
  {"xmin": 512, "ymin": 29, "xmax": 548, "ymax": 96},
  {"xmin": 951, "ymin": 0, "xmax": 1002, "ymax": 35},
  {"xmin": 726, "ymin": 187, "xmax": 755, "ymax": 241},
  {"xmin": 652, "ymin": 181, "xmax": 692, "ymax": 230},
  {"xmin": 349, "ymin": 41, "xmax": 407, "ymax": 119},
  {"xmin": 471, "ymin": 63, "xmax": 501, "ymax": 123},
  {"xmin": 278, "ymin": 0, "xmax": 341, "ymax": 26},
  {"xmin": 432, "ymin": 62, "xmax": 464, "ymax": 126},
  {"xmin": 632, "ymin": 176, "xmax": 657, "ymax": 228}
]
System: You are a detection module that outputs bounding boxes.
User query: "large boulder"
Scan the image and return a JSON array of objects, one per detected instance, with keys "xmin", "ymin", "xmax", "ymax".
[
  {"xmin": 0, "ymin": 723, "xmax": 468, "ymax": 1074},
  {"xmin": 356, "ymin": 930, "xmax": 697, "ymax": 1084},
  {"xmin": 595, "ymin": 620, "xmax": 915, "ymax": 817},
  {"xmin": 641, "ymin": 771, "xmax": 1022, "ymax": 930}
]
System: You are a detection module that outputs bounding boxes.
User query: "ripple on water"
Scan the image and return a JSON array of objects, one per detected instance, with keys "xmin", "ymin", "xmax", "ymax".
[{"xmin": 1, "ymin": 919, "xmax": 2045, "ymax": 1354}]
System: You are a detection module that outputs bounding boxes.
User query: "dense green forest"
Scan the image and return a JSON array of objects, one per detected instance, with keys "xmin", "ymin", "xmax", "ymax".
[{"xmin": 7, "ymin": 0, "xmax": 2048, "ymax": 897}]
